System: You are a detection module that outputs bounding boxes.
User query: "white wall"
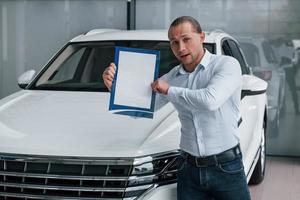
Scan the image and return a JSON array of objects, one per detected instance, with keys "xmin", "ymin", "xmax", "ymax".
[{"xmin": 0, "ymin": 0, "xmax": 126, "ymax": 98}]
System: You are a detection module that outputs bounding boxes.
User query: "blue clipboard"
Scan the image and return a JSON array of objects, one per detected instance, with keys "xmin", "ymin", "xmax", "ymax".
[{"xmin": 109, "ymin": 46, "xmax": 160, "ymax": 119}]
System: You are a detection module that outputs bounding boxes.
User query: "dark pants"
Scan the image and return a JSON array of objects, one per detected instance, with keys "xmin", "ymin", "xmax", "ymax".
[{"xmin": 177, "ymin": 154, "xmax": 251, "ymax": 200}]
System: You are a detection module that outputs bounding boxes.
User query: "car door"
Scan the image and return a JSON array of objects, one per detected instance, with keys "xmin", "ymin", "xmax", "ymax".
[
  {"xmin": 261, "ymin": 40, "xmax": 286, "ymax": 111},
  {"xmin": 221, "ymin": 39, "xmax": 266, "ymax": 174}
]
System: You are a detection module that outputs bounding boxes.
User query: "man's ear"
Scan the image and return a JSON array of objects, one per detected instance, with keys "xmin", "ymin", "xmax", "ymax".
[{"xmin": 199, "ymin": 32, "xmax": 205, "ymax": 42}]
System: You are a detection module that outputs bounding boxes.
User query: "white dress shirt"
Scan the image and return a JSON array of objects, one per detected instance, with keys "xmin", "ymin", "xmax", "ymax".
[{"xmin": 156, "ymin": 49, "xmax": 242, "ymax": 157}]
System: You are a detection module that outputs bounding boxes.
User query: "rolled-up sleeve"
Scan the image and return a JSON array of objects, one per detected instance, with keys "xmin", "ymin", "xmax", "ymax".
[{"xmin": 166, "ymin": 57, "xmax": 242, "ymax": 111}]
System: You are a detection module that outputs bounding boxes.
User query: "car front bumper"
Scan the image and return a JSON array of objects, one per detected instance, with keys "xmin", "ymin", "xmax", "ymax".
[{"xmin": 138, "ymin": 183, "xmax": 177, "ymax": 200}]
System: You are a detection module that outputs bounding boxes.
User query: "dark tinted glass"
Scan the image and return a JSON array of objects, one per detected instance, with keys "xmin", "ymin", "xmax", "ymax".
[
  {"xmin": 222, "ymin": 40, "xmax": 250, "ymax": 74},
  {"xmin": 30, "ymin": 41, "xmax": 214, "ymax": 92},
  {"xmin": 262, "ymin": 40, "xmax": 278, "ymax": 64},
  {"xmin": 239, "ymin": 42, "xmax": 261, "ymax": 67}
]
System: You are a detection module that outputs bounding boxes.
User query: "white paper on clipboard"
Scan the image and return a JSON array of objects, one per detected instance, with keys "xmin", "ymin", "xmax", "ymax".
[{"xmin": 109, "ymin": 47, "xmax": 160, "ymax": 118}]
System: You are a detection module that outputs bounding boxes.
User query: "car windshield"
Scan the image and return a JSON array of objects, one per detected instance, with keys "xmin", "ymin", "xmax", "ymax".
[{"xmin": 30, "ymin": 41, "xmax": 214, "ymax": 92}]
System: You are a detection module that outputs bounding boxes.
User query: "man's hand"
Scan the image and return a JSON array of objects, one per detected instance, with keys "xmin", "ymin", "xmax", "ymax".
[
  {"xmin": 102, "ymin": 63, "xmax": 116, "ymax": 91},
  {"xmin": 151, "ymin": 79, "xmax": 170, "ymax": 95}
]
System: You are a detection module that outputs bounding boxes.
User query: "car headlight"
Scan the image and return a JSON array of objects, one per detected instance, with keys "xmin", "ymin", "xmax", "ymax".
[{"xmin": 128, "ymin": 150, "xmax": 182, "ymax": 187}]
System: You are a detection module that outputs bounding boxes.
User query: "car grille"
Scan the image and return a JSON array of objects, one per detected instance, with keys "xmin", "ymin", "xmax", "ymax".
[{"xmin": 0, "ymin": 153, "xmax": 152, "ymax": 200}]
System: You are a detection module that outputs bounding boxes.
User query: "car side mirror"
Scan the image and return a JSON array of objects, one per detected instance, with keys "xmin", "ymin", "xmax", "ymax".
[
  {"xmin": 241, "ymin": 74, "xmax": 268, "ymax": 99},
  {"xmin": 18, "ymin": 70, "xmax": 36, "ymax": 89}
]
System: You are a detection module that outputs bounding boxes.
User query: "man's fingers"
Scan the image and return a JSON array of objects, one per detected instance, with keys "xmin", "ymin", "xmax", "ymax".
[
  {"xmin": 110, "ymin": 62, "xmax": 116, "ymax": 69},
  {"xmin": 101, "ymin": 63, "xmax": 117, "ymax": 92},
  {"xmin": 151, "ymin": 80, "xmax": 161, "ymax": 93},
  {"xmin": 152, "ymin": 79, "xmax": 169, "ymax": 95},
  {"xmin": 107, "ymin": 70, "xmax": 115, "ymax": 79},
  {"xmin": 104, "ymin": 65, "xmax": 116, "ymax": 78},
  {"xmin": 107, "ymin": 76, "xmax": 113, "ymax": 82}
]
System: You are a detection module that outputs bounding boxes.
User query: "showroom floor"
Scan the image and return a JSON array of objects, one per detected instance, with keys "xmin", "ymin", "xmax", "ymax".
[
  {"xmin": 250, "ymin": 70, "xmax": 300, "ymax": 200},
  {"xmin": 249, "ymin": 157, "xmax": 300, "ymax": 200}
]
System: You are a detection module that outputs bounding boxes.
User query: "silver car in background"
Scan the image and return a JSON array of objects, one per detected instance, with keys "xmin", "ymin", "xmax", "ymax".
[{"xmin": 238, "ymin": 37, "xmax": 286, "ymax": 137}]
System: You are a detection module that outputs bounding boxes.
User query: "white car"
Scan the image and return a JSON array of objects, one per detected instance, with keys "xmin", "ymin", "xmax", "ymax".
[
  {"xmin": 238, "ymin": 37, "xmax": 286, "ymax": 137},
  {"xmin": 0, "ymin": 29, "xmax": 267, "ymax": 199}
]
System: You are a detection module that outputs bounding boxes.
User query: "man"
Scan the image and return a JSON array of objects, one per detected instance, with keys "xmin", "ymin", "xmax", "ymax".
[{"xmin": 103, "ymin": 16, "xmax": 250, "ymax": 200}]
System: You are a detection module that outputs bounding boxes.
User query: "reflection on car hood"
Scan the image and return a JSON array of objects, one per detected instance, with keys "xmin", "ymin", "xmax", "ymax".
[{"xmin": 0, "ymin": 90, "xmax": 179, "ymax": 157}]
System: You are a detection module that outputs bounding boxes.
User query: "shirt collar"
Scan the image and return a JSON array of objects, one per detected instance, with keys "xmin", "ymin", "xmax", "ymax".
[
  {"xmin": 176, "ymin": 49, "xmax": 211, "ymax": 75},
  {"xmin": 200, "ymin": 49, "xmax": 211, "ymax": 69}
]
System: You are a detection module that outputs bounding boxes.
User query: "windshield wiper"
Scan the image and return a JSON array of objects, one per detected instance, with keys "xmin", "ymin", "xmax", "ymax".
[{"xmin": 33, "ymin": 83, "xmax": 108, "ymax": 92}]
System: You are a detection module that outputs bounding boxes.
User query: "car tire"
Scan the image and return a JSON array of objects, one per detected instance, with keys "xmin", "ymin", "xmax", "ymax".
[{"xmin": 249, "ymin": 119, "xmax": 266, "ymax": 185}]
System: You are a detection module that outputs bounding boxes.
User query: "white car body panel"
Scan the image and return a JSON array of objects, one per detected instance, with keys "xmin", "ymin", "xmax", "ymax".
[
  {"xmin": 0, "ymin": 90, "xmax": 181, "ymax": 158},
  {"xmin": 239, "ymin": 75, "xmax": 267, "ymax": 177}
]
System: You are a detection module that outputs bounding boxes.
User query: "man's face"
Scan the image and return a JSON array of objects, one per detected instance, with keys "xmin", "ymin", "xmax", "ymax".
[{"xmin": 168, "ymin": 22, "xmax": 205, "ymax": 71}]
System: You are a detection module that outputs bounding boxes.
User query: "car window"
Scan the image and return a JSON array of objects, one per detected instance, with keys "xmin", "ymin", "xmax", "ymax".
[
  {"xmin": 262, "ymin": 40, "xmax": 278, "ymax": 64},
  {"xmin": 205, "ymin": 43, "xmax": 215, "ymax": 55},
  {"xmin": 222, "ymin": 39, "xmax": 250, "ymax": 74},
  {"xmin": 31, "ymin": 41, "xmax": 214, "ymax": 92},
  {"xmin": 47, "ymin": 47, "xmax": 86, "ymax": 83},
  {"xmin": 239, "ymin": 42, "xmax": 261, "ymax": 67}
]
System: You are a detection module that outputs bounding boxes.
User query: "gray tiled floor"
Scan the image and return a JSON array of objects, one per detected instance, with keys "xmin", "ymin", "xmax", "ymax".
[{"xmin": 249, "ymin": 156, "xmax": 300, "ymax": 200}]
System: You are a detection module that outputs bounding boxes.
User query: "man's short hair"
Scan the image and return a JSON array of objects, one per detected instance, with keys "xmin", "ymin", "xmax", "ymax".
[{"xmin": 169, "ymin": 16, "xmax": 202, "ymax": 33}]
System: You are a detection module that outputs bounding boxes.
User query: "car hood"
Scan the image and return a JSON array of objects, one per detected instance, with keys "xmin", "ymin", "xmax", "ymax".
[{"xmin": 0, "ymin": 90, "xmax": 180, "ymax": 158}]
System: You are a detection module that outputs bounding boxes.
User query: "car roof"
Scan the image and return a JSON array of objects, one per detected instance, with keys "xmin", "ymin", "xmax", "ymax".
[
  {"xmin": 70, "ymin": 29, "xmax": 230, "ymax": 44},
  {"xmin": 237, "ymin": 36, "xmax": 266, "ymax": 44}
]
